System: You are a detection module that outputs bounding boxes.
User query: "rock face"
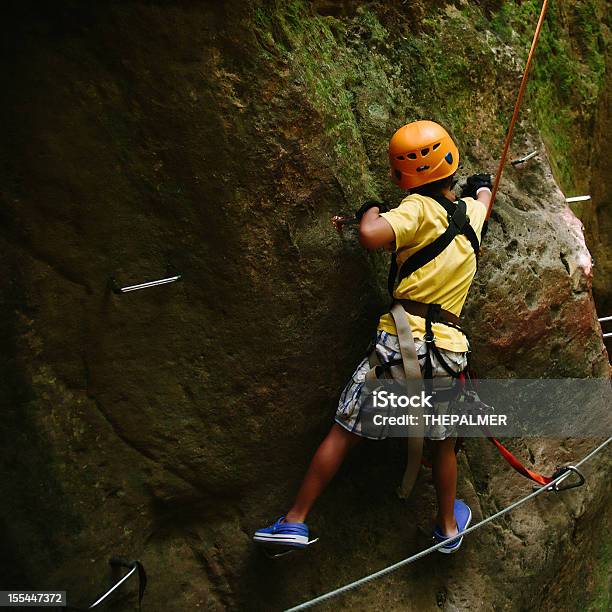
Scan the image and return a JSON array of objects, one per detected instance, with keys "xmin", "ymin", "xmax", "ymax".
[
  {"xmin": 0, "ymin": 1, "xmax": 609, "ymax": 611},
  {"xmin": 584, "ymin": 62, "xmax": 612, "ymax": 316}
]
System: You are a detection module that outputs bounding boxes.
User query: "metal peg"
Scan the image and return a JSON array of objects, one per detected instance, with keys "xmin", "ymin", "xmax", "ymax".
[
  {"xmin": 110, "ymin": 267, "xmax": 182, "ymax": 294},
  {"xmin": 510, "ymin": 150, "xmax": 537, "ymax": 166},
  {"xmin": 67, "ymin": 558, "xmax": 146, "ymax": 610}
]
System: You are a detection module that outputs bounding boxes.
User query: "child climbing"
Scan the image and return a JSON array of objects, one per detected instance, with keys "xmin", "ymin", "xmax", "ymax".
[{"xmin": 253, "ymin": 120, "xmax": 492, "ymax": 554}]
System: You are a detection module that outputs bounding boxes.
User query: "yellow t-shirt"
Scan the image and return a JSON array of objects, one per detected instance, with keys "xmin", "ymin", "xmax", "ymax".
[{"xmin": 378, "ymin": 193, "xmax": 487, "ymax": 352}]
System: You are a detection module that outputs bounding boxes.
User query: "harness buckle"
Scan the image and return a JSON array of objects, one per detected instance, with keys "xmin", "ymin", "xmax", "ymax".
[{"xmin": 424, "ymin": 331, "xmax": 435, "ymax": 344}]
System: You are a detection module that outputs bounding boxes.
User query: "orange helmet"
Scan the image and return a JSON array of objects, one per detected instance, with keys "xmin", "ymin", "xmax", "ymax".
[{"xmin": 389, "ymin": 120, "xmax": 459, "ymax": 190}]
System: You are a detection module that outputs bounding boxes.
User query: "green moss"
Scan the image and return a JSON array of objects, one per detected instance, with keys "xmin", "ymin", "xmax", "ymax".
[
  {"xmin": 253, "ymin": 1, "xmax": 509, "ymax": 206},
  {"xmin": 254, "ymin": 0, "xmax": 607, "ymax": 201},
  {"xmin": 253, "ymin": 2, "xmax": 381, "ymax": 201},
  {"xmin": 586, "ymin": 529, "xmax": 611, "ymax": 610}
]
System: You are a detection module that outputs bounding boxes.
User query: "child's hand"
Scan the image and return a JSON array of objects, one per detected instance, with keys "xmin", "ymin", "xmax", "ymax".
[{"xmin": 460, "ymin": 174, "xmax": 492, "ymax": 199}]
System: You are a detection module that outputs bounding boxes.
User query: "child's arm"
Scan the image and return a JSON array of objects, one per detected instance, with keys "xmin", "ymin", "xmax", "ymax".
[
  {"xmin": 359, "ymin": 207, "xmax": 396, "ymax": 251},
  {"xmin": 476, "ymin": 186, "xmax": 492, "ymax": 209}
]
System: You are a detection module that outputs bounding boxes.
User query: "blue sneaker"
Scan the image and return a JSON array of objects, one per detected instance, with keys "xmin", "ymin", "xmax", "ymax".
[
  {"xmin": 433, "ymin": 499, "xmax": 472, "ymax": 554},
  {"xmin": 253, "ymin": 516, "xmax": 310, "ymax": 549}
]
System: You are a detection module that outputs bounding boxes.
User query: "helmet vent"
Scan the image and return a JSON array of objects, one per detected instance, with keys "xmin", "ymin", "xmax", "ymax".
[
  {"xmin": 395, "ymin": 169, "xmax": 402, "ymax": 179},
  {"xmin": 416, "ymin": 165, "xmax": 430, "ymax": 172},
  {"xmin": 445, "ymin": 152, "xmax": 454, "ymax": 164},
  {"xmin": 407, "ymin": 152, "xmax": 417, "ymax": 160},
  {"xmin": 433, "ymin": 142, "xmax": 441, "ymax": 150},
  {"xmin": 421, "ymin": 148, "xmax": 429, "ymax": 156},
  {"xmin": 396, "ymin": 155, "xmax": 405, "ymax": 160}
]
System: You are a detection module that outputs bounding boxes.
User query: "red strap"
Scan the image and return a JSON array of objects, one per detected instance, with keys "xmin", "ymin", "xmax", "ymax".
[
  {"xmin": 487, "ymin": 435, "xmax": 553, "ymax": 486},
  {"xmin": 420, "ymin": 434, "xmax": 553, "ymax": 485},
  {"xmin": 461, "ymin": 372, "xmax": 555, "ymax": 486},
  {"xmin": 426, "ymin": 373, "xmax": 554, "ymax": 485}
]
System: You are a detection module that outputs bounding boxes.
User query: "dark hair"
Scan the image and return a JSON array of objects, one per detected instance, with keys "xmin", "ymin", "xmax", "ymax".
[{"xmin": 410, "ymin": 173, "xmax": 455, "ymax": 197}]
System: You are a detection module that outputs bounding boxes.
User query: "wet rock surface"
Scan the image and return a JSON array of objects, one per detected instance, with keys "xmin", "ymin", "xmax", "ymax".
[{"xmin": 0, "ymin": 1, "xmax": 609, "ymax": 610}]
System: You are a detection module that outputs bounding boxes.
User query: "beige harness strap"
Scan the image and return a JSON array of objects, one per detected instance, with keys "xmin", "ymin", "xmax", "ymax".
[
  {"xmin": 363, "ymin": 304, "xmax": 426, "ymax": 497},
  {"xmin": 389, "ymin": 302, "xmax": 425, "ymax": 499},
  {"xmin": 390, "ymin": 302, "xmax": 421, "ymax": 381}
]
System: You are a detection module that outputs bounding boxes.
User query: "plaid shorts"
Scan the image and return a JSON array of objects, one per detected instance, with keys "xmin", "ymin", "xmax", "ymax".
[{"xmin": 335, "ymin": 330, "xmax": 468, "ymax": 440}]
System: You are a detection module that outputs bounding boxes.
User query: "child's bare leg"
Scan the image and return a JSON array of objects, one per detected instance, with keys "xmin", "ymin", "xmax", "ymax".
[
  {"xmin": 285, "ymin": 423, "xmax": 361, "ymax": 523},
  {"xmin": 431, "ymin": 437, "xmax": 458, "ymax": 536}
]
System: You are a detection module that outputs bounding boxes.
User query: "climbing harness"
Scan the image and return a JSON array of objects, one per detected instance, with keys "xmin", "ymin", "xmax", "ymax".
[
  {"xmin": 333, "ymin": 182, "xmax": 579, "ymax": 501},
  {"xmin": 387, "ymin": 194, "xmax": 480, "ymax": 297},
  {"xmin": 373, "ymin": 193, "xmax": 480, "ymax": 496},
  {"xmin": 383, "ymin": 193, "xmax": 480, "ymax": 393},
  {"xmin": 284, "ymin": 436, "xmax": 611, "ymax": 612},
  {"xmin": 65, "ymin": 558, "xmax": 146, "ymax": 611},
  {"xmin": 488, "ymin": 0, "xmax": 550, "ymax": 218}
]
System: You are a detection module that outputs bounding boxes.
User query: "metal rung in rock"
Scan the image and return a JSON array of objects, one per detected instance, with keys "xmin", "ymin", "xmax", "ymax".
[
  {"xmin": 511, "ymin": 150, "xmax": 537, "ymax": 165},
  {"xmin": 66, "ymin": 558, "xmax": 146, "ymax": 611},
  {"xmin": 110, "ymin": 267, "xmax": 182, "ymax": 294}
]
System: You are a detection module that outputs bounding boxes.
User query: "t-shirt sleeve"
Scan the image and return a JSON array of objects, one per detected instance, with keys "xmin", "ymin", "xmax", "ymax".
[{"xmin": 380, "ymin": 200, "xmax": 422, "ymax": 250}]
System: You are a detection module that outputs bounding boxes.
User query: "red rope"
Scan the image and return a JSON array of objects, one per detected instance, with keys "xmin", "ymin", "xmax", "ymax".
[{"xmin": 487, "ymin": 0, "xmax": 550, "ymax": 220}]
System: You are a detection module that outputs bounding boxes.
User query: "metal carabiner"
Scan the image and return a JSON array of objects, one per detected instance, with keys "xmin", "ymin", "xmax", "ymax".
[
  {"xmin": 533, "ymin": 465, "xmax": 586, "ymax": 493},
  {"xmin": 550, "ymin": 465, "xmax": 585, "ymax": 492}
]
